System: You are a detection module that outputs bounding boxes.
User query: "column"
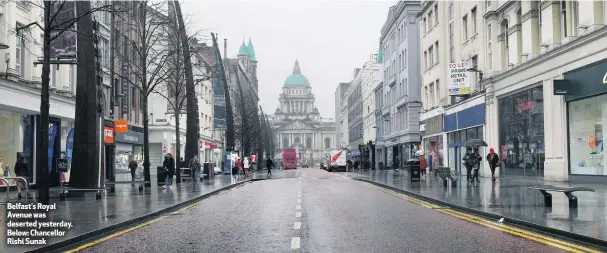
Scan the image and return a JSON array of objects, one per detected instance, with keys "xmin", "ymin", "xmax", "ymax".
[
  {"xmin": 521, "ymin": 7, "xmax": 540, "ymax": 60},
  {"xmin": 540, "ymin": 1, "xmax": 562, "ymax": 48},
  {"xmin": 543, "ymin": 78, "xmax": 568, "ymax": 181},
  {"xmin": 578, "ymin": 0, "xmax": 604, "ymax": 34}
]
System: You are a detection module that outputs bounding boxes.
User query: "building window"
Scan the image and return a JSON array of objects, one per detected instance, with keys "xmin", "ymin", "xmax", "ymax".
[
  {"xmin": 429, "ymin": 46, "xmax": 434, "ymax": 66},
  {"xmin": 423, "ymin": 18, "xmax": 427, "ymax": 34},
  {"xmin": 401, "ymin": 50, "xmax": 404, "ymax": 71},
  {"xmin": 16, "ymin": 23, "xmax": 26, "ymax": 77},
  {"xmin": 428, "ymin": 11, "xmax": 433, "ymax": 28},
  {"xmin": 434, "ymin": 4, "xmax": 438, "ymax": 24},
  {"xmin": 488, "ymin": 42, "xmax": 493, "ymax": 71},
  {"xmin": 471, "ymin": 7, "xmax": 477, "ymax": 35},
  {"xmin": 424, "ymin": 86, "xmax": 428, "ymax": 109},
  {"xmin": 449, "ymin": 22, "xmax": 454, "ymax": 62},
  {"xmin": 101, "ymin": 37, "xmax": 109, "ymax": 69},
  {"xmin": 404, "ymin": 49, "xmax": 407, "ymax": 68},
  {"xmin": 462, "ymin": 15, "xmax": 468, "ymax": 40},
  {"xmin": 423, "ymin": 51, "xmax": 427, "ymax": 71},
  {"xmin": 434, "ymin": 41, "xmax": 439, "ymax": 63},
  {"xmin": 471, "ymin": 55, "xmax": 479, "ymax": 90},
  {"xmin": 485, "ymin": 0, "xmax": 491, "ymax": 8},
  {"xmin": 429, "ymin": 82, "xmax": 434, "ymax": 108},
  {"xmin": 69, "ymin": 65, "xmax": 75, "ymax": 92},
  {"xmin": 435, "ymin": 79, "xmax": 440, "ymax": 106},
  {"xmin": 560, "ymin": 1, "xmax": 567, "ymax": 38},
  {"xmin": 324, "ymin": 137, "xmax": 331, "ymax": 149},
  {"xmin": 403, "ymin": 23, "xmax": 407, "ymax": 39},
  {"xmin": 131, "ymin": 87, "xmax": 137, "ymax": 108},
  {"xmin": 568, "ymin": 93, "xmax": 606, "ymax": 175}
]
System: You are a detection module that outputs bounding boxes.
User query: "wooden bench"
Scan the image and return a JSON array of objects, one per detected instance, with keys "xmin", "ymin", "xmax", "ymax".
[
  {"xmin": 50, "ymin": 187, "xmax": 108, "ymax": 201},
  {"xmin": 529, "ymin": 185, "xmax": 595, "ymax": 208},
  {"xmin": 105, "ymin": 180, "xmax": 150, "ymax": 193},
  {"xmin": 437, "ymin": 167, "xmax": 456, "ymax": 187}
]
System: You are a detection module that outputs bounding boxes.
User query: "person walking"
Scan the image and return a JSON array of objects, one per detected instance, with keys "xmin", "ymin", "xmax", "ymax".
[
  {"xmin": 162, "ymin": 154, "xmax": 175, "ymax": 188},
  {"xmin": 419, "ymin": 153, "xmax": 428, "ymax": 179},
  {"xmin": 463, "ymin": 148, "xmax": 474, "ymax": 182},
  {"xmin": 243, "ymin": 157, "xmax": 250, "ymax": 176},
  {"xmin": 235, "ymin": 159, "xmax": 243, "ymax": 178},
  {"xmin": 189, "ymin": 156, "xmax": 201, "ymax": 183},
  {"xmin": 128, "ymin": 160, "xmax": 138, "ymax": 181},
  {"xmin": 486, "ymin": 148, "xmax": 500, "ymax": 182},
  {"xmin": 14, "ymin": 153, "xmax": 30, "ymax": 200},
  {"xmin": 471, "ymin": 148, "xmax": 482, "ymax": 183},
  {"xmin": 266, "ymin": 157, "xmax": 274, "ymax": 176}
]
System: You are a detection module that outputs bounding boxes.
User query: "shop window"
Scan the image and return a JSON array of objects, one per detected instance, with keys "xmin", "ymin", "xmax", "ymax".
[
  {"xmin": 498, "ymin": 86, "xmax": 545, "ymax": 176},
  {"xmin": 0, "ymin": 112, "xmax": 34, "ymax": 178},
  {"xmin": 568, "ymin": 94, "xmax": 606, "ymax": 175}
]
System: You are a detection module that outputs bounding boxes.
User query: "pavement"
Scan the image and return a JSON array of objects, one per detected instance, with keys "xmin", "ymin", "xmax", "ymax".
[
  {"xmin": 345, "ymin": 169, "xmax": 607, "ymax": 244},
  {"xmin": 0, "ymin": 172, "xmax": 249, "ymax": 253},
  {"xmin": 61, "ymin": 167, "xmax": 593, "ymax": 253}
]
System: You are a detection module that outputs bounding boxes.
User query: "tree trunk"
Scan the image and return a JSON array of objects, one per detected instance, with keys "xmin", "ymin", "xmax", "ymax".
[
  {"xmin": 71, "ymin": 1, "xmax": 100, "ymax": 189},
  {"xmin": 140, "ymin": 5, "xmax": 151, "ymax": 187},
  {"xmin": 36, "ymin": 2, "xmax": 52, "ymax": 204},
  {"xmin": 175, "ymin": 107, "xmax": 181, "ymax": 182},
  {"xmin": 234, "ymin": 68, "xmax": 247, "ymax": 156},
  {"xmin": 210, "ymin": 33, "xmax": 234, "ymax": 150},
  {"xmin": 173, "ymin": 1, "xmax": 197, "ymax": 168}
]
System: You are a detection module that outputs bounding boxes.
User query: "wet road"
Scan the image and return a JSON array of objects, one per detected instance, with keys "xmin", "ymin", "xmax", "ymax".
[{"xmin": 73, "ymin": 168, "xmax": 570, "ymax": 252}]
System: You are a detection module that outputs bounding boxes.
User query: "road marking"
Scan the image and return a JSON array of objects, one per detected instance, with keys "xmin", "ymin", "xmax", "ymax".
[
  {"xmin": 297, "ymin": 198, "xmax": 301, "ymax": 203},
  {"xmin": 291, "ymin": 237, "xmax": 301, "ymax": 249},
  {"xmin": 294, "ymin": 222, "xmax": 301, "ymax": 230},
  {"xmin": 296, "ymin": 212, "xmax": 301, "ymax": 218},
  {"xmin": 365, "ymin": 182, "xmax": 603, "ymax": 253},
  {"xmin": 296, "ymin": 204, "xmax": 301, "ymax": 210},
  {"xmin": 64, "ymin": 216, "xmax": 167, "ymax": 253},
  {"xmin": 172, "ymin": 201, "xmax": 202, "ymax": 215}
]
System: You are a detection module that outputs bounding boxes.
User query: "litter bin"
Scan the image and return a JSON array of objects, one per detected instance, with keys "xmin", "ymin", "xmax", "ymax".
[
  {"xmin": 203, "ymin": 163, "xmax": 212, "ymax": 179},
  {"xmin": 405, "ymin": 159, "xmax": 421, "ymax": 181},
  {"xmin": 157, "ymin": 166, "xmax": 167, "ymax": 186}
]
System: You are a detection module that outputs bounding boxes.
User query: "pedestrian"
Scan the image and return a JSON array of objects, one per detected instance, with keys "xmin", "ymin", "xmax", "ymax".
[
  {"xmin": 189, "ymin": 156, "xmax": 201, "ymax": 183},
  {"xmin": 235, "ymin": 159, "xmax": 243, "ymax": 178},
  {"xmin": 14, "ymin": 153, "xmax": 30, "ymax": 200},
  {"xmin": 243, "ymin": 157, "xmax": 250, "ymax": 176},
  {"xmin": 266, "ymin": 157, "xmax": 274, "ymax": 176},
  {"xmin": 463, "ymin": 148, "xmax": 474, "ymax": 182},
  {"xmin": 394, "ymin": 157, "xmax": 400, "ymax": 170},
  {"xmin": 471, "ymin": 148, "xmax": 482, "ymax": 183},
  {"xmin": 128, "ymin": 160, "xmax": 138, "ymax": 181},
  {"xmin": 162, "ymin": 154, "xmax": 175, "ymax": 188},
  {"xmin": 486, "ymin": 148, "xmax": 500, "ymax": 182},
  {"xmin": 419, "ymin": 153, "xmax": 427, "ymax": 179}
]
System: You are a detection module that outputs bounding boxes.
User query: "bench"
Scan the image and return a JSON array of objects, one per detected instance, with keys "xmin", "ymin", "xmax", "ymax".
[
  {"xmin": 105, "ymin": 180, "xmax": 150, "ymax": 193},
  {"xmin": 529, "ymin": 185, "xmax": 595, "ymax": 208},
  {"xmin": 49, "ymin": 187, "xmax": 108, "ymax": 201},
  {"xmin": 437, "ymin": 167, "xmax": 457, "ymax": 188}
]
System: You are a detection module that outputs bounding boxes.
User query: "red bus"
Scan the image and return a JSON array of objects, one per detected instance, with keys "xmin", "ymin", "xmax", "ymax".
[{"xmin": 282, "ymin": 148, "xmax": 297, "ymax": 169}]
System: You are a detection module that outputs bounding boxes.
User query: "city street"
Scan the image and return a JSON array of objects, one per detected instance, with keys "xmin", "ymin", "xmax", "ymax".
[{"xmin": 66, "ymin": 167, "xmax": 583, "ymax": 253}]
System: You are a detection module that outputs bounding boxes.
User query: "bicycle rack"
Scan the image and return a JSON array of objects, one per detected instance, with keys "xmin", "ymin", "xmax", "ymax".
[{"xmin": 0, "ymin": 177, "xmax": 30, "ymax": 204}]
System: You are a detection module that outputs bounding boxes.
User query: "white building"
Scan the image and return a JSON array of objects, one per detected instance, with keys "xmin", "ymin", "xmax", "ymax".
[
  {"xmin": 334, "ymin": 82, "xmax": 349, "ymax": 149},
  {"xmin": 361, "ymin": 52, "xmax": 381, "ymax": 145},
  {"xmin": 418, "ymin": 0, "xmax": 488, "ymax": 177},
  {"xmin": 480, "ymin": 0, "xmax": 607, "ymax": 183}
]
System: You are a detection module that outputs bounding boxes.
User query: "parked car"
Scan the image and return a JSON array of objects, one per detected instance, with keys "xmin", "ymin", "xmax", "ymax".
[{"xmin": 302, "ymin": 164, "xmax": 309, "ymax": 168}]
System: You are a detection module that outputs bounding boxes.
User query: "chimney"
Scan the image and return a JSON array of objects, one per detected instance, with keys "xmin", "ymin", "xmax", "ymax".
[{"xmin": 224, "ymin": 39, "xmax": 227, "ymax": 60}]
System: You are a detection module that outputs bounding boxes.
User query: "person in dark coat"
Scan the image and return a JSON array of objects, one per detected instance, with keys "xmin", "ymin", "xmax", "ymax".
[
  {"xmin": 486, "ymin": 148, "xmax": 500, "ymax": 182},
  {"xmin": 162, "ymin": 154, "xmax": 175, "ymax": 188},
  {"xmin": 14, "ymin": 153, "xmax": 30, "ymax": 200},
  {"xmin": 266, "ymin": 157, "xmax": 274, "ymax": 176},
  {"xmin": 128, "ymin": 160, "xmax": 138, "ymax": 181}
]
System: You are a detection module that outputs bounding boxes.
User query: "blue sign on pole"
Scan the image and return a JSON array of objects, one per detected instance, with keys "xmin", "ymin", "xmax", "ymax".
[
  {"xmin": 48, "ymin": 123, "xmax": 58, "ymax": 172},
  {"xmin": 66, "ymin": 128, "xmax": 74, "ymax": 170},
  {"xmin": 224, "ymin": 151, "xmax": 231, "ymax": 174}
]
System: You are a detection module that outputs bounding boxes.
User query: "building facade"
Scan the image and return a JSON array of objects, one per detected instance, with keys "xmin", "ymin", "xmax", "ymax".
[
  {"xmin": 271, "ymin": 60, "xmax": 335, "ymax": 166},
  {"xmin": 481, "ymin": 0, "xmax": 607, "ymax": 182},
  {"xmin": 418, "ymin": 0, "xmax": 488, "ymax": 176},
  {"xmin": 335, "ymin": 82, "xmax": 350, "ymax": 150},
  {"xmin": 348, "ymin": 68, "xmax": 363, "ymax": 161},
  {"xmin": 380, "ymin": 1, "xmax": 422, "ymax": 169},
  {"xmin": 360, "ymin": 53, "xmax": 382, "ymax": 167}
]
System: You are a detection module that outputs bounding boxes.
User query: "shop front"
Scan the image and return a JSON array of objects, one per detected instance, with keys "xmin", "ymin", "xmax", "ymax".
[
  {"xmin": 554, "ymin": 59, "xmax": 607, "ymax": 180},
  {"xmin": 0, "ymin": 111, "xmax": 35, "ymax": 180},
  {"xmin": 114, "ymin": 128, "xmax": 144, "ymax": 174},
  {"xmin": 420, "ymin": 114, "xmax": 446, "ymax": 167},
  {"xmin": 445, "ymin": 98, "xmax": 486, "ymax": 176},
  {"xmin": 498, "ymin": 85, "xmax": 545, "ymax": 177}
]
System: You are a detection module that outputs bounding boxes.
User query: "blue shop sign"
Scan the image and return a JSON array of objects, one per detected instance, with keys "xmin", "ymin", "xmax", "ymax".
[{"xmin": 444, "ymin": 104, "xmax": 485, "ymax": 132}]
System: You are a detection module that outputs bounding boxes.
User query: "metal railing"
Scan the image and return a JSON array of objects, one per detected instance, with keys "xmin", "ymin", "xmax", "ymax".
[{"xmin": 0, "ymin": 177, "xmax": 29, "ymax": 204}]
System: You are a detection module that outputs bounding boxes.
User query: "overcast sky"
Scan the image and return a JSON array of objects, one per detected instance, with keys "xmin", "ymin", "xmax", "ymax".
[{"xmin": 183, "ymin": 0, "xmax": 396, "ymax": 119}]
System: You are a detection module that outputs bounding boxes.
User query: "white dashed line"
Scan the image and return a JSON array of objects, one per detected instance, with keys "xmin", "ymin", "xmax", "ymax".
[
  {"xmin": 296, "ymin": 204, "xmax": 301, "ymax": 210},
  {"xmin": 294, "ymin": 222, "xmax": 301, "ymax": 230},
  {"xmin": 296, "ymin": 212, "xmax": 301, "ymax": 218},
  {"xmin": 297, "ymin": 199, "xmax": 301, "ymax": 203},
  {"xmin": 291, "ymin": 237, "xmax": 301, "ymax": 249}
]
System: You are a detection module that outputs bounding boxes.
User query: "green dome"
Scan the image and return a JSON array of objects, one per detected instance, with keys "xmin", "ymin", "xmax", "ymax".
[
  {"xmin": 238, "ymin": 41, "xmax": 249, "ymax": 56},
  {"xmin": 378, "ymin": 42, "xmax": 383, "ymax": 63},
  {"xmin": 247, "ymin": 39, "xmax": 257, "ymax": 62},
  {"xmin": 284, "ymin": 60, "xmax": 310, "ymax": 88}
]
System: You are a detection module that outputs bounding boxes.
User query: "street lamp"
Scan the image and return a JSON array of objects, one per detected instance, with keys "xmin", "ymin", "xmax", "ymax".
[{"xmin": 0, "ymin": 42, "xmax": 9, "ymax": 50}]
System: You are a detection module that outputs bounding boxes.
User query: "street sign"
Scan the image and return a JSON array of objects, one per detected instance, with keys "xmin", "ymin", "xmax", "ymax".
[{"xmin": 56, "ymin": 158, "xmax": 69, "ymax": 172}]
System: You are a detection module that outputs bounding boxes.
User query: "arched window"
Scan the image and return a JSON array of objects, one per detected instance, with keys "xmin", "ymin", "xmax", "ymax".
[
  {"xmin": 282, "ymin": 137, "xmax": 289, "ymax": 148},
  {"xmin": 294, "ymin": 136, "xmax": 301, "ymax": 144},
  {"xmin": 306, "ymin": 137, "xmax": 312, "ymax": 149},
  {"xmin": 324, "ymin": 137, "xmax": 331, "ymax": 149}
]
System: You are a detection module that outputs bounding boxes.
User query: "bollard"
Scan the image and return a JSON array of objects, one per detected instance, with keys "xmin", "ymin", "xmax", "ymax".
[
  {"xmin": 451, "ymin": 179, "xmax": 457, "ymax": 188},
  {"xmin": 443, "ymin": 178, "xmax": 448, "ymax": 187}
]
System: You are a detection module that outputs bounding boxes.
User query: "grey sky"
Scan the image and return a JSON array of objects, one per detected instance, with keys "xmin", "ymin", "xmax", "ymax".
[{"xmin": 184, "ymin": 0, "xmax": 395, "ymax": 118}]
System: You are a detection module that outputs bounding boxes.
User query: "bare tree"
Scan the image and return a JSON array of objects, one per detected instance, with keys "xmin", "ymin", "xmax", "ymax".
[
  {"xmin": 151, "ymin": 3, "xmax": 202, "ymax": 182},
  {"xmin": 17, "ymin": 0, "xmax": 113, "ymax": 203},
  {"xmin": 210, "ymin": 33, "xmax": 235, "ymax": 151},
  {"xmin": 116, "ymin": 1, "xmax": 175, "ymax": 186}
]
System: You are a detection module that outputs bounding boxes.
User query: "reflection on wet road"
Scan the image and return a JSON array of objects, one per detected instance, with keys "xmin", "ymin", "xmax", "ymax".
[{"xmin": 70, "ymin": 168, "xmax": 593, "ymax": 253}]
